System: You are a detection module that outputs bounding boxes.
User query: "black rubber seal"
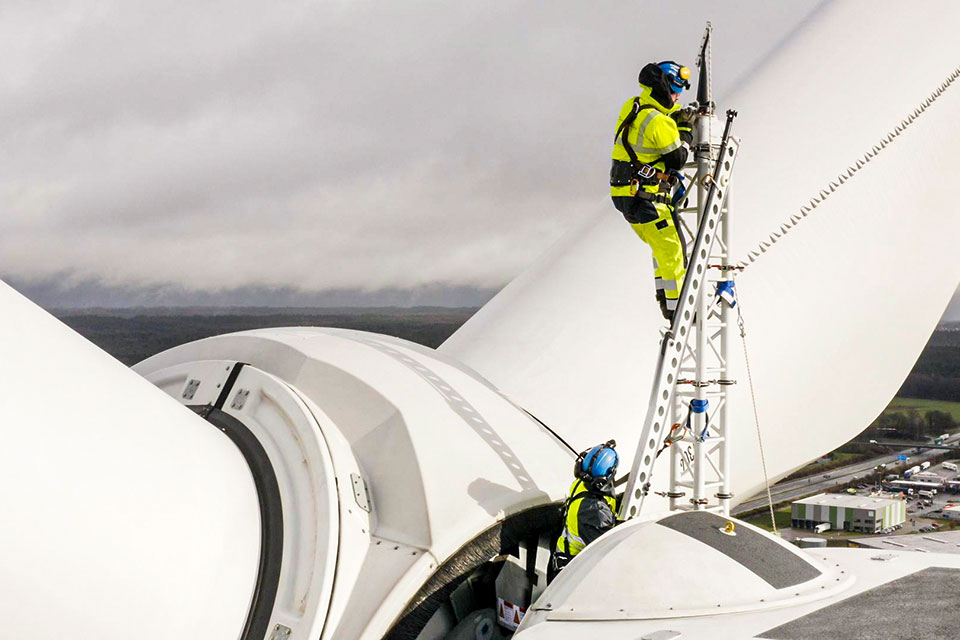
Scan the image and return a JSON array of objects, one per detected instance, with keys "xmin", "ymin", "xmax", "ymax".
[
  {"xmin": 214, "ymin": 362, "xmax": 246, "ymax": 410},
  {"xmin": 191, "ymin": 401, "xmax": 283, "ymax": 640}
]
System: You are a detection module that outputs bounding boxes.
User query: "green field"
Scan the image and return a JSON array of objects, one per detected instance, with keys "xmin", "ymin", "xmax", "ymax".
[
  {"xmin": 743, "ymin": 506, "xmax": 792, "ymax": 532},
  {"xmin": 888, "ymin": 397, "xmax": 960, "ymax": 422},
  {"xmin": 830, "ymin": 452, "xmax": 859, "ymax": 464}
]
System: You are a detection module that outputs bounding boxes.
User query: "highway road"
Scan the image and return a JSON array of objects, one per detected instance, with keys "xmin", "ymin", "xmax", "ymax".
[{"xmin": 732, "ymin": 438, "xmax": 959, "ymax": 515}]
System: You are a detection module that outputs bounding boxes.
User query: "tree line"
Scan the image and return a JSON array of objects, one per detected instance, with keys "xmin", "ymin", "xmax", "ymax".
[{"xmin": 864, "ymin": 408, "xmax": 955, "ymax": 441}]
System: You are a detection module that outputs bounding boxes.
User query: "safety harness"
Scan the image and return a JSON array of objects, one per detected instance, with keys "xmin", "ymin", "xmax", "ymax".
[
  {"xmin": 610, "ymin": 97, "xmax": 678, "ymax": 203},
  {"xmin": 558, "ymin": 479, "xmax": 616, "ymax": 557}
]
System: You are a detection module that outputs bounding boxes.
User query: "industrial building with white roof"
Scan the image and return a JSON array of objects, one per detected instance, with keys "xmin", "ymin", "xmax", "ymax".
[{"xmin": 792, "ymin": 493, "xmax": 906, "ymax": 533}]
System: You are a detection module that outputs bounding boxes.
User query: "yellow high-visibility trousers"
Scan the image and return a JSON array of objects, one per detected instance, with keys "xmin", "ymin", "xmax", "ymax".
[{"xmin": 630, "ymin": 211, "xmax": 686, "ymax": 311}]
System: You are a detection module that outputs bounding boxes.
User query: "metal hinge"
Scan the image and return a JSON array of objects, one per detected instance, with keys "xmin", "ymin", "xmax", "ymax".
[{"xmin": 182, "ymin": 379, "xmax": 200, "ymax": 400}]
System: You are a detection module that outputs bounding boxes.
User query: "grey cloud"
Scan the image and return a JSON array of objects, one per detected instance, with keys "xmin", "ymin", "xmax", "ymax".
[
  {"xmin": 5, "ymin": 274, "xmax": 496, "ymax": 309},
  {"xmin": 1, "ymin": 0, "xmax": 826, "ymax": 303}
]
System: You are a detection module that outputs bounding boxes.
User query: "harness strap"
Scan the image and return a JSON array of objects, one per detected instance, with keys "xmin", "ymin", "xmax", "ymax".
[
  {"xmin": 560, "ymin": 480, "xmax": 589, "ymax": 556},
  {"xmin": 615, "ymin": 98, "xmax": 665, "ymax": 172},
  {"xmin": 634, "ymin": 190, "xmax": 671, "ymax": 204},
  {"xmin": 560, "ymin": 480, "xmax": 617, "ymax": 555}
]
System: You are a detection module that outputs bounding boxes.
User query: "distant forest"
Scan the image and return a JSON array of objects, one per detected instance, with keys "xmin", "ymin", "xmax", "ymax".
[
  {"xmin": 56, "ymin": 308, "xmax": 478, "ymax": 366},
  {"xmin": 897, "ymin": 326, "xmax": 960, "ymax": 402},
  {"xmin": 55, "ymin": 313, "xmax": 960, "ymax": 406}
]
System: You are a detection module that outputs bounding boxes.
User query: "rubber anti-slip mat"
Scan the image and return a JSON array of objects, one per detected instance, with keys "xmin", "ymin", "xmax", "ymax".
[{"xmin": 658, "ymin": 511, "xmax": 821, "ymax": 589}]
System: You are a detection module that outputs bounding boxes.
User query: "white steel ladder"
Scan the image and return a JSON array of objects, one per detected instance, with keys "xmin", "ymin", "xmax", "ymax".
[{"xmin": 619, "ymin": 110, "xmax": 741, "ymax": 521}]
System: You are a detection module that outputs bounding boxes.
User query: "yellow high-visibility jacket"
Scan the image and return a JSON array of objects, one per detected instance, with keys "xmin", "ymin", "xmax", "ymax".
[
  {"xmin": 556, "ymin": 479, "xmax": 618, "ymax": 557},
  {"xmin": 610, "ymin": 83, "xmax": 683, "ymax": 199}
]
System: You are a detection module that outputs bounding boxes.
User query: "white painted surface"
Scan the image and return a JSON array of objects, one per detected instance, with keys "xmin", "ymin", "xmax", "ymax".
[
  {"xmin": 520, "ymin": 514, "xmax": 840, "ymax": 631},
  {"xmin": 0, "ymin": 281, "xmax": 261, "ymax": 638},
  {"xmin": 142, "ymin": 361, "xmax": 342, "ymax": 640},
  {"xmin": 135, "ymin": 327, "xmax": 573, "ymax": 638},
  {"xmin": 441, "ymin": 1, "xmax": 960, "ymax": 512},
  {"xmin": 517, "ymin": 544, "xmax": 960, "ymax": 639},
  {"xmin": 5, "ymin": 5, "xmax": 960, "ymax": 638}
]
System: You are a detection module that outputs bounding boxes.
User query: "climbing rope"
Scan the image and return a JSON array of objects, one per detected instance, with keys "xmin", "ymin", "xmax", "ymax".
[
  {"xmin": 735, "ymin": 292, "xmax": 779, "ymax": 535},
  {"xmin": 736, "ymin": 65, "xmax": 960, "ymax": 269}
]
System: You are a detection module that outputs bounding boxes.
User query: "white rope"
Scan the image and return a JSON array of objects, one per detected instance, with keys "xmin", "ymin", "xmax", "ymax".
[{"xmin": 736, "ymin": 294, "xmax": 778, "ymax": 535}]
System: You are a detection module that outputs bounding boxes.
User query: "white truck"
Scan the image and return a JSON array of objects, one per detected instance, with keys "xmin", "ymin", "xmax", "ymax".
[
  {"xmin": 943, "ymin": 462, "xmax": 958, "ymax": 472},
  {"xmin": 921, "ymin": 461, "xmax": 932, "ymax": 471}
]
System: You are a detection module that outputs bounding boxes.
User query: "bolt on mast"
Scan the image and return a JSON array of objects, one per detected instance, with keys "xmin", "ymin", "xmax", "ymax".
[{"xmin": 619, "ymin": 24, "xmax": 741, "ymax": 521}]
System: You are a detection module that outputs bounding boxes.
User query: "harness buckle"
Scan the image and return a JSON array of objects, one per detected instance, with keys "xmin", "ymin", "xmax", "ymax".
[{"xmin": 637, "ymin": 164, "xmax": 657, "ymax": 180}]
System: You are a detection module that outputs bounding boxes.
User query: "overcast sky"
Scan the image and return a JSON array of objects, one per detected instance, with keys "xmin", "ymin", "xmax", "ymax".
[{"xmin": 5, "ymin": 0, "xmax": 956, "ymax": 314}]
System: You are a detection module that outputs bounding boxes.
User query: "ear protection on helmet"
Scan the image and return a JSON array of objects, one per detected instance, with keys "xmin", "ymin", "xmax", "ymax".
[{"xmin": 657, "ymin": 60, "xmax": 691, "ymax": 93}]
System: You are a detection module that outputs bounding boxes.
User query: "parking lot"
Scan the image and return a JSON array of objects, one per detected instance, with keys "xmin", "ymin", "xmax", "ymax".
[
  {"xmin": 886, "ymin": 460, "xmax": 960, "ymax": 533},
  {"xmin": 777, "ymin": 459, "xmax": 960, "ymax": 542}
]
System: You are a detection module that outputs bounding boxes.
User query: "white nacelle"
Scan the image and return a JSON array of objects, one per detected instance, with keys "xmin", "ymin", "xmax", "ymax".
[
  {"xmin": 0, "ymin": 280, "xmax": 573, "ymax": 639},
  {"xmin": 135, "ymin": 327, "xmax": 573, "ymax": 638}
]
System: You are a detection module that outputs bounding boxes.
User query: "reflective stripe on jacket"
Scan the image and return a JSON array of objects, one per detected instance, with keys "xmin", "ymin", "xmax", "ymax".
[
  {"xmin": 555, "ymin": 479, "xmax": 618, "ymax": 557},
  {"xmin": 610, "ymin": 83, "xmax": 682, "ymax": 199}
]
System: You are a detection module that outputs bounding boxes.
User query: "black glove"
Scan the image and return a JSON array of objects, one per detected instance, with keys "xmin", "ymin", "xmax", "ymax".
[{"xmin": 671, "ymin": 106, "xmax": 697, "ymax": 127}]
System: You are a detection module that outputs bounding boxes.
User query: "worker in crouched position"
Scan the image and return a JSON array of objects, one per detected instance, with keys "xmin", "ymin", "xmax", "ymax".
[
  {"xmin": 552, "ymin": 441, "xmax": 619, "ymax": 576},
  {"xmin": 610, "ymin": 61, "xmax": 696, "ymax": 321}
]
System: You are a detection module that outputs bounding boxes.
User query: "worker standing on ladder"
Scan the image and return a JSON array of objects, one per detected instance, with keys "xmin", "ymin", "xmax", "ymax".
[
  {"xmin": 551, "ymin": 441, "xmax": 619, "ymax": 579},
  {"xmin": 610, "ymin": 61, "xmax": 696, "ymax": 321}
]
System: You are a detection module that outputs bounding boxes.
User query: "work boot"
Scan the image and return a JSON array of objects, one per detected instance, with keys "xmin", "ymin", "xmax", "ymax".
[{"xmin": 659, "ymin": 297, "xmax": 674, "ymax": 322}]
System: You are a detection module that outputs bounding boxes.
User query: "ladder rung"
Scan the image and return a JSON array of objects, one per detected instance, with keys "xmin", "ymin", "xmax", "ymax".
[{"xmin": 674, "ymin": 481, "xmax": 725, "ymax": 489}]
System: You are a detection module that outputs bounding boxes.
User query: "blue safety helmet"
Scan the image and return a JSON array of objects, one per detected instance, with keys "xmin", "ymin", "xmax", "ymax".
[
  {"xmin": 657, "ymin": 60, "xmax": 691, "ymax": 94},
  {"xmin": 580, "ymin": 443, "xmax": 619, "ymax": 481}
]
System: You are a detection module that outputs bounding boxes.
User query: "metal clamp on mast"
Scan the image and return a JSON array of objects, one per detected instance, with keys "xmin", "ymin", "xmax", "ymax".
[{"xmin": 619, "ymin": 109, "xmax": 741, "ymax": 522}]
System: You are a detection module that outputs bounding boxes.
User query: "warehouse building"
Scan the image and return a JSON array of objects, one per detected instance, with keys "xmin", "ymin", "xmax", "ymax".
[{"xmin": 791, "ymin": 493, "xmax": 906, "ymax": 533}]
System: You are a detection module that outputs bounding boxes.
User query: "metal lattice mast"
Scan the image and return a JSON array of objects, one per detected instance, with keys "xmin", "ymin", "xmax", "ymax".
[
  {"xmin": 668, "ymin": 113, "xmax": 736, "ymax": 516},
  {"xmin": 619, "ymin": 24, "xmax": 741, "ymax": 521}
]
